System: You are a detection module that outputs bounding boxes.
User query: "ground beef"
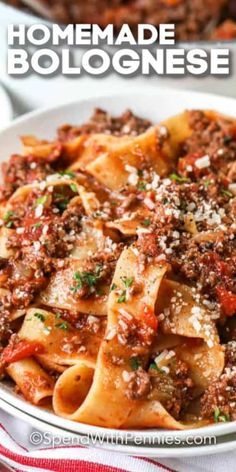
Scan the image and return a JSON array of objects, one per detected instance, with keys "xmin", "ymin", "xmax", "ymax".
[
  {"xmin": 4, "ymin": 0, "xmax": 236, "ymax": 40},
  {"xmin": 125, "ymin": 368, "xmax": 151, "ymax": 400},
  {"xmin": 57, "ymin": 109, "xmax": 152, "ymax": 141},
  {"xmin": 201, "ymin": 342, "xmax": 236, "ymax": 421},
  {"xmin": 181, "ymin": 111, "xmax": 236, "ymax": 171},
  {"xmin": 150, "ymin": 358, "xmax": 194, "ymax": 419},
  {"xmin": 0, "ymin": 310, "xmax": 12, "ymax": 344},
  {"xmin": 0, "ymin": 154, "xmax": 55, "ymax": 201}
]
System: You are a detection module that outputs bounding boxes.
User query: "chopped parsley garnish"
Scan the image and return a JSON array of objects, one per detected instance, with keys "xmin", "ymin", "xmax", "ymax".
[
  {"xmin": 36, "ymin": 195, "xmax": 48, "ymax": 206},
  {"xmin": 117, "ymin": 277, "xmax": 134, "ymax": 303},
  {"xmin": 59, "ymin": 170, "xmax": 76, "ymax": 178},
  {"xmin": 3, "ymin": 211, "xmax": 15, "ymax": 228},
  {"xmin": 137, "ymin": 181, "xmax": 147, "ymax": 191},
  {"xmin": 55, "ymin": 312, "xmax": 62, "ymax": 319},
  {"xmin": 33, "ymin": 222, "xmax": 42, "ymax": 229},
  {"xmin": 149, "ymin": 362, "xmax": 164, "ymax": 373},
  {"xmin": 54, "ymin": 193, "xmax": 69, "ymax": 212},
  {"xmin": 169, "ymin": 173, "xmax": 190, "ymax": 184},
  {"xmin": 70, "ymin": 183, "xmax": 78, "ymax": 193},
  {"xmin": 58, "ymin": 201, "xmax": 69, "ymax": 211},
  {"xmin": 121, "ymin": 276, "xmax": 134, "ymax": 288},
  {"xmin": 55, "ymin": 321, "xmax": 69, "ymax": 330},
  {"xmin": 110, "ymin": 283, "xmax": 117, "ymax": 292},
  {"xmin": 149, "ymin": 362, "xmax": 158, "ymax": 370},
  {"xmin": 203, "ymin": 179, "xmax": 212, "ymax": 188},
  {"xmin": 34, "ymin": 312, "xmax": 45, "ymax": 322},
  {"xmin": 3, "ymin": 210, "xmax": 15, "ymax": 221},
  {"xmin": 117, "ymin": 291, "xmax": 127, "ymax": 303},
  {"xmin": 130, "ymin": 357, "xmax": 141, "ymax": 371},
  {"xmin": 142, "ymin": 218, "xmax": 151, "ymax": 227},
  {"xmin": 6, "ymin": 221, "xmax": 14, "ymax": 228},
  {"xmin": 223, "ymin": 135, "xmax": 232, "ymax": 144},
  {"xmin": 221, "ymin": 188, "xmax": 233, "ymax": 198},
  {"xmin": 71, "ymin": 264, "xmax": 103, "ymax": 293},
  {"xmin": 162, "ymin": 197, "xmax": 168, "ymax": 205},
  {"xmin": 213, "ymin": 407, "xmax": 229, "ymax": 423}
]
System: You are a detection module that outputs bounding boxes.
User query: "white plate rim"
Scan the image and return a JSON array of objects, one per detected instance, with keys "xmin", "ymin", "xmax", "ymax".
[
  {"xmin": 1, "ymin": 87, "xmax": 236, "ymax": 136},
  {"xmin": 1, "ymin": 398, "xmax": 236, "ymax": 458},
  {"xmin": 0, "ymin": 86, "xmax": 236, "ymax": 447}
]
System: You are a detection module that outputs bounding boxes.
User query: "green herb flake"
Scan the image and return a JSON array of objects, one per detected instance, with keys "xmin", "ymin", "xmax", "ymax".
[
  {"xmin": 36, "ymin": 195, "xmax": 48, "ymax": 206},
  {"xmin": 221, "ymin": 188, "xmax": 233, "ymax": 198},
  {"xmin": 149, "ymin": 362, "xmax": 158, "ymax": 370},
  {"xmin": 203, "ymin": 179, "xmax": 212, "ymax": 188},
  {"xmin": 59, "ymin": 170, "xmax": 76, "ymax": 178},
  {"xmin": 162, "ymin": 197, "xmax": 168, "ymax": 205},
  {"xmin": 117, "ymin": 277, "xmax": 134, "ymax": 303},
  {"xmin": 3, "ymin": 211, "xmax": 15, "ymax": 227},
  {"xmin": 122, "ymin": 276, "xmax": 134, "ymax": 288},
  {"xmin": 142, "ymin": 218, "xmax": 151, "ymax": 227},
  {"xmin": 137, "ymin": 181, "xmax": 147, "ymax": 191},
  {"xmin": 110, "ymin": 283, "xmax": 117, "ymax": 292},
  {"xmin": 6, "ymin": 221, "xmax": 14, "ymax": 228},
  {"xmin": 34, "ymin": 312, "xmax": 45, "ymax": 322},
  {"xmin": 53, "ymin": 193, "xmax": 70, "ymax": 211},
  {"xmin": 33, "ymin": 222, "xmax": 42, "ymax": 229},
  {"xmin": 213, "ymin": 407, "xmax": 229, "ymax": 423},
  {"xmin": 169, "ymin": 173, "xmax": 190, "ymax": 184},
  {"xmin": 55, "ymin": 321, "xmax": 69, "ymax": 330},
  {"xmin": 3, "ymin": 211, "xmax": 15, "ymax": 221},
  {"xmin": 70, "ymin": 183, "xmax": 78, "ymax": 193},
  {"xmin": 117, "ymin": 291, "xmax": 127, "ymax": 303},
  {"xmin": 149, "ymin": 362, "xmax": 164, "ymax": 373},
  {"xmin": 71, "ymin": 265, "xmax": 103, "ymax": 293},
  {"xmin": 223, "ymin": 135, "xmax": 232, "ymax": 144},
  {"xmin": 130, "ymin": 357, "xmax": 141, "ymax": 371}
]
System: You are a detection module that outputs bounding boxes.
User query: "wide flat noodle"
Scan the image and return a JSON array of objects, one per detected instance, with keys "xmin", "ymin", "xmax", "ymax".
[
  {"xmin": 0, "ymin": 227, "xmax": 14, "ymax": 259},
  {"xmin": 70, "ymin": 219, "xmax": 106, "ymax": 260},
  {"xmin": 161, "ymin": 111, "xmax": 192, "ymax": 160},
  {"xmin": 70, "ymin": 127, "xmax": 171, "ymax": 190},
  {"xmin": 19, "ymin": 308, "xmax": 105, "ymax": 368},
  {"xmin": 124, "ymin": 400, "xmax": 205, "ymax": 429},
  {"xmin": 106, "ymin": 208, "xmax": 152, "ymax": 236},
  {"xmin": 156, "ymin": 279, "xmax": 224, "ymax": 393},
  {"xmin": 157, "ymin": 279, "xmax": 219, "ymax": 345},
  {"xmin": 38, "ymin": 259, "xmax": 108, "ymax": 316},
  {"xmin": 174, "ymin": 341, "xmax": 224, "ymax": 391},
  {"xmin": 7, "ymin": 358, "xmax": 54, "ymax": 405},
  {"xmin": 69, "ymin": 134, "xmax": 132, "ymax": 170},
  {"xmin": 53, "ymin": 246, "xmax": 167, "ymax": 427}
]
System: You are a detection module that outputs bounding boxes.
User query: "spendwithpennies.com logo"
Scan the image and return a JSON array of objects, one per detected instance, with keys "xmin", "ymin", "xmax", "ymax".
[{"xmin": 29, "ymin": 431, "xmax": 217, "ymax": 448}]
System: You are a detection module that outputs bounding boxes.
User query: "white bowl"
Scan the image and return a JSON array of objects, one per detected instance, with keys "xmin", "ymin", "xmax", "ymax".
[{"xmin": 0, "ymin": 87, "xmax": 236, "ymax": 456}]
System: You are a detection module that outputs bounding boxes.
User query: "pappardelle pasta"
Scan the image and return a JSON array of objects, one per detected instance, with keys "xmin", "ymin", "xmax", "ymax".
[{"xmin": 0, "ymin": 108, "xmax": 235, "ymax": 429}]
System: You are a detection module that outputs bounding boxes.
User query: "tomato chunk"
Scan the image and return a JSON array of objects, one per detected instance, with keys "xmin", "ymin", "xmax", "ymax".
[
  {"xmin": 216, "ymin": 286, "xmax": 236, "ymax": 317},
  {"xmin": 143, "ymin": 306, "xmax": 158, "ymax": 331},
  {"xmin": 2, "ymin": 339, "xmax": 43, "ymax": 364}
]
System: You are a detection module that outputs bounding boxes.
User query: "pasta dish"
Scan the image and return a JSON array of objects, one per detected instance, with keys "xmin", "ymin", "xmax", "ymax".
[
  {"xmin": 4, "ymin": 0, "xmax": 236, "ymax": 41},
  {"xmin": 0, "ymin": 108, "xmax": 235, "ymax": 430}
]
